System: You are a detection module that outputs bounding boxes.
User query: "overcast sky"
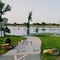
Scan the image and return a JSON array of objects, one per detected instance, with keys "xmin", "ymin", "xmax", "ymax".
[{"xmin": 2, "ymin": 0, "xmax": 60, "ymax": 24}]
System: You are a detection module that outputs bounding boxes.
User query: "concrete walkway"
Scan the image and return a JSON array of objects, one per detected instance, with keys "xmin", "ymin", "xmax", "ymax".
[{"xmin": 0, "ymin": 36, "xmax": 41, "ymax": 60}]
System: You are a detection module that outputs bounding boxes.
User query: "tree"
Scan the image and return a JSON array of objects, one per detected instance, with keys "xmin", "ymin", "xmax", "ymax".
[
  {"xmin": 14, "ymin": 22, "xmax": 17, "ymax": 25},
  {"xmin": 0, "ymin": 0, "xmax": 11, "ymax": 37},
  {"xmin": 27, "ymin": 11, "xmax": 32, "ymax": 35},
  {"xmin": 41, "ymin": 22, "xmax": 46, "ymax": 25},
  {"xmin": 33, "ymin": 23, "xmax": 40, "ymax": 25}
]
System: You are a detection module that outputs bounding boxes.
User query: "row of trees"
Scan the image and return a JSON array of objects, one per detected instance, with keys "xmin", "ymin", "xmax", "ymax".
[
  {"xmin": 33, "ymin": 22, "xmax": 60, "ymax": 26},
  {"xmin": 12, "ymin": 22, "xmax": 60, "ymax": 26}
]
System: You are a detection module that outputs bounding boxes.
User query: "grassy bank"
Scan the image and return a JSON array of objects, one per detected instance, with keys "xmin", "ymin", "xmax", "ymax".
[
  {"xmin": 35, "ymin": 33, "xmax": 60, "ymax": 60},
  {"xmin": 0, "ymin": 35, "xmax": 26, "ymax": 55}
]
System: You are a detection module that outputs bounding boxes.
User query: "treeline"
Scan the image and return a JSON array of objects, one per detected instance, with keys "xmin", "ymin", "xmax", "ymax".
[
  {"xmin": 32, "ymin": 22, "xmax": 60, "ymax": 26},
  {"xmin": 7, "ymin": 22, "xmax": 60, "ymax": 26}
]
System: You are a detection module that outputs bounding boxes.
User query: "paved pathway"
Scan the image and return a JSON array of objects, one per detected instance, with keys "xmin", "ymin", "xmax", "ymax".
[{"xmin": 0, "ymin": 36, "xmax": 41, "ymax": 60}]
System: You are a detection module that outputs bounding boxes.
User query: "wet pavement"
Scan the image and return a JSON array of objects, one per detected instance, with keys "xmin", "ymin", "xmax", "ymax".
[
  {"xmin": 0, "ymin": 36, "xmax": 41, "ymax": 60},
  {"xmin": 0, "ymin": 54, "xmax": 41, "ymax": 60}
]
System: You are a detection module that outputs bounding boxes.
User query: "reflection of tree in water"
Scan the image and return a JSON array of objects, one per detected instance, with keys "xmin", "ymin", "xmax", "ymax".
[
  {"xmin": 18, "ymin": 27, "xmax": 20, "ymax": 30},
  {"xmin": 35, "ymin": 28, "xmax": 39, "ymax": 33},
  {"xmin": 41, "ymin": 28, "xmax": 46, "ymax": 31}
]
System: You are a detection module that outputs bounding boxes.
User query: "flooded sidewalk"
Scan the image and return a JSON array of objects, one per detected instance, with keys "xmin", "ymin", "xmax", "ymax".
[{"xmin": 0, "ymin": 36, "xmax": 41, "ymax": 60}]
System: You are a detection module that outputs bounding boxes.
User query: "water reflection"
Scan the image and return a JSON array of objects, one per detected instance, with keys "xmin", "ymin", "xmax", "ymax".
[{"xmin": 6, "ymin": 26, "xmax": 60, "ymax": 36}]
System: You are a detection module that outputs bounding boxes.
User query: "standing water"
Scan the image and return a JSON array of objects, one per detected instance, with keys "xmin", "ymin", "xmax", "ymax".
[{"xmin": 6, "ymin": 26, "xmax": 60, "ymax": 36}]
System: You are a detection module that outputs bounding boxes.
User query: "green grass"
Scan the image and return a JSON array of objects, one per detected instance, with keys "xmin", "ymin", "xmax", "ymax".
[
  {"xmin": 35, "ymin": 33, "xmax": 60, "ymax": 60},
  {"xmin": 41, "ymin": 54, "xmax": 56, "ymax": 60},
  {"xmin": 0, "ymin": 35, "xmax": 26, "ymax": 55}
]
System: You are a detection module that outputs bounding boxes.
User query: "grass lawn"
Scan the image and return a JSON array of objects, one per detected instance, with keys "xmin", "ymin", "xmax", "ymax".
[
  {"xmin": 0, "ymin": 35, "xmax": 26, "ymax": 55},
  {"xmin": 35, "ymin": 33, "xmax": 60, "ymax": 60}
]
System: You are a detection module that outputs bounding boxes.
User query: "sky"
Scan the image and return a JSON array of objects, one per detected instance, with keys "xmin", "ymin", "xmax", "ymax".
[{"xmin": 2, "ymin": 0, "xmax": 60, "ymax": 24}]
